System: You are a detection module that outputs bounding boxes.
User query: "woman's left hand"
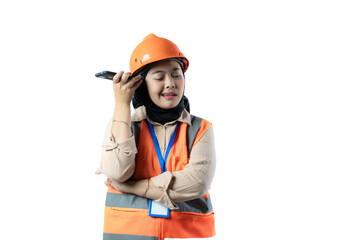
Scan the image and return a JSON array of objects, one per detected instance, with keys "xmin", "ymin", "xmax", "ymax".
[{"xmin": 104, "ymin": 179, "xmax": 128, "ymax": 192}]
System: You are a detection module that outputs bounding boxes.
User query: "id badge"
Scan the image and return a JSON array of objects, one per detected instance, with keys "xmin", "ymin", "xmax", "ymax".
[{"xmin": 148, "ymin": 199, "xmax": 170, "ymax": 218}]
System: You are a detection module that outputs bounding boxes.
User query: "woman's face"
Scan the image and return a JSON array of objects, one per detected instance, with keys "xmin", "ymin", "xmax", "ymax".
[{"xmin": 145, "ymin": 60, "xmax": 185, "ymax": 109}]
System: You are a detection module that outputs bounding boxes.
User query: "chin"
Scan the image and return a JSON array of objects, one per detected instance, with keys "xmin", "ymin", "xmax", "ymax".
[
  {"xmin": 158, "ymin": 101, "xmax": 180, "ymax": 109},
  {"xmin": 153, "ymin": 97, "xmax": 181, "ymax": 109},
  {"xmin": 161, "ymin": 104, "xmax": 177, "ymax": 109}
]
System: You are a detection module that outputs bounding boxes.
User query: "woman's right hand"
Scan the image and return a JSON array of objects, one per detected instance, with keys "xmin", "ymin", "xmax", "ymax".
[{"xmin": 113, "ymin": 71, "xmax": 143, "ymax": 106}]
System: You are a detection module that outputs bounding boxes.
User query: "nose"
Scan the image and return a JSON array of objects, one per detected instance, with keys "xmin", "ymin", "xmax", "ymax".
[{"xmin": 164, "ymin": 75, "xmax": 175, "ymax": 89}]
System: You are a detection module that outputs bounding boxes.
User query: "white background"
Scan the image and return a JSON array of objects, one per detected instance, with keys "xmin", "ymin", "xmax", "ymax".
[{"xmin": 1, "ymin": 0, "xmax": 359, "ymax": 239}]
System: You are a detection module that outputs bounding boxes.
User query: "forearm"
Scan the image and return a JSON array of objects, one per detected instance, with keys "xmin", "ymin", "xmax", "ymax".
[
  {"xmin": 125, "ymin": 179, "xmax": 164, "ymax": 200},
  {"xmin": 167, "ymin": 171, "xmax": 212, "ymax": 201},
  {"xmin": 112, "ymin": 103, "xmax": 132, "ymax": 142},
  {"xmin": 107, "ymin": 179, "xmax": 163, "ymax": 200},
  {"xmin": 150, "ymin": 168, "xmax": 214, "ymax": 203},
  {"xmin": 111, "ymin": 71, "xmax": 142, "ymax": 142}
]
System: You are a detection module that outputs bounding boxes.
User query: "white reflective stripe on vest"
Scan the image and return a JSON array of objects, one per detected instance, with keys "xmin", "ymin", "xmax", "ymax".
[{"xmin": 164, "ymin": 237, "xmax": 216, "ymax": 240}]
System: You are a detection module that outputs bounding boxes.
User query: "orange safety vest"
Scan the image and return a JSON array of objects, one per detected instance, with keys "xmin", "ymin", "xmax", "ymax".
[{"xmin": 103, "ymin": 116, "xmax": 216, "ymax": 240}]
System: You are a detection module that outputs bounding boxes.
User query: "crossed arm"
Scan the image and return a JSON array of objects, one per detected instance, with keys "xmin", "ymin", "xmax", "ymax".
[{"xmin": 97, "ymin": 119, "xmax": 216, "ymax": 209}]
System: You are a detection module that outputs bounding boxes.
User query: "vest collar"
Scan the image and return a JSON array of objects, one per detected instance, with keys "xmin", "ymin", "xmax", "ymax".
[{"xmin": 131, "ymin": 106, "xmax": 192, "ymax": 126}]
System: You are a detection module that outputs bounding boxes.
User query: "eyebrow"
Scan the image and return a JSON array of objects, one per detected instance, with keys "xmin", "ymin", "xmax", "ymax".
[{"xmin": 150, "ymin": 68, "xmax": 181, "ymax": 75}]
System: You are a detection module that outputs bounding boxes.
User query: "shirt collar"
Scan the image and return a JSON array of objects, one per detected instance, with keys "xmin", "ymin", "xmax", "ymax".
[{"xmin": 131, "ymin": 105, "xmax": 192, "ymax": 126}]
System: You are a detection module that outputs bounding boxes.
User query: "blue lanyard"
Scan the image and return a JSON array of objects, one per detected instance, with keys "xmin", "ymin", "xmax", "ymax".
[{"xmin": 146, "ymin": 121, "xmax": 180, "ymax": 173}]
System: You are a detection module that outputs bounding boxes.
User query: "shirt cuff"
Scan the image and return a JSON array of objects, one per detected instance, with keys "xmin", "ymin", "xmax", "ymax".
[{"xmin": 150, "ymin": 172, "xmax": 179, "ymax": 210}]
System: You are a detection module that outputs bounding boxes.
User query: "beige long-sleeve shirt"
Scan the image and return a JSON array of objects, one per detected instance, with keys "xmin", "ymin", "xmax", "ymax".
[{"xmin": 98, "ymin": 106, "xmax": 216, "ymax": 209}]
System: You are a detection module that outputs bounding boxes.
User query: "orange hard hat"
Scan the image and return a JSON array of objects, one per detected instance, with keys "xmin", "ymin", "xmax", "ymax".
[{"xmin": 130, "ymin": 34, "xmax": 189, "ymax": 76}]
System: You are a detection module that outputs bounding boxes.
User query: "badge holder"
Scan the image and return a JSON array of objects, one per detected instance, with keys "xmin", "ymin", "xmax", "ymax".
[
  {"xmin": 146, "ymin": 121, "xmax": 179, "ymax": 219},
  {"xmin": 149, "ymin": 199, "xmax": 170, "ymax": 218}
]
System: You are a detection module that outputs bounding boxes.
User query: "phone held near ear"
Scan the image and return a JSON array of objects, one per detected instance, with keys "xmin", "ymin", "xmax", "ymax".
[{"xmin": 95, "ymin": 71, "xmax": 133, "ymax": 81}]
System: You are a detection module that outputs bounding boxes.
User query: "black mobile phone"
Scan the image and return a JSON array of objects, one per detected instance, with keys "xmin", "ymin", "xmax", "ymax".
[{"xmin": 95, "ymin": 71, "xmax": 133, "ymax": 81}]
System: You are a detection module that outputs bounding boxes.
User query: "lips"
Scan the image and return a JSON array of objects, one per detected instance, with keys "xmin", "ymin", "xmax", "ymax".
[
  {"xmin": 161, "ymin": 92, "xmax": 177, "ymax": 99},
  {"xmin": 161, "ymin": 92, "xmax": 177, "ymax": 97}
]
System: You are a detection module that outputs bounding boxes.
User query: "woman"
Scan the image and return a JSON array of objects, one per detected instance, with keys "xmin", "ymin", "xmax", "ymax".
[{"xmin": 96, "ymin": 34, "xmax": 216, "ymax": 240}]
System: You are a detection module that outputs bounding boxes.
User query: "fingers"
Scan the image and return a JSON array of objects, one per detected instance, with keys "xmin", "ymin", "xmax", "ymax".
[
  {"xmin": 120, "ymin": 74, "xmax": 143, "ymax": 90},
  {"xmin": 128, "ymin": 75, "xmax": 143, "ymax": 88},
  {"xmin": 104, "ymin": 180, "xmax": 121, "ymax": 191},
  {"xmin": 120, "ymin": 72, "xmax": 132, "ymax": 85},
  {"xmin": 104, "ymin": 181, "xmax": 115, "ymax": 189},
  {"xmin": 112, "ymin": 72, "xmax": 143, "ymax": 104},
  {"xmin": 113, "ymin": 71, "xmax": 124, "ymax": 84},
  {"xmin": 114, "ymin": 71, "xmax": 141, "ymax": 88},
  {"xmin": 131, "ymin": 77, "xmax": 143, "ymax": 89}
]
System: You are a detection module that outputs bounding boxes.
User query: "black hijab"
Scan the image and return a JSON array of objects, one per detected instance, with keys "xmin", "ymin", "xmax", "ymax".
[{"xmin": 132, "ymin": 59, "xmax": 190, "ymax": 125}]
